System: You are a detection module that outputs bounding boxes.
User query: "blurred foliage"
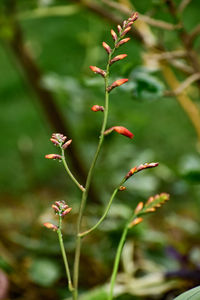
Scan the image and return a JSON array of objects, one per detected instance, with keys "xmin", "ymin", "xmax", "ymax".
[{"xmin": 1, "ymin": 0, "xmax": 200, "ymax": 299}]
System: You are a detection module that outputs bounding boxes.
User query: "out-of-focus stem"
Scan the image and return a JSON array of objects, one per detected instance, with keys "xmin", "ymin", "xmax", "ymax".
[
  {"xmin": 79, "ymin": 178, "xmax": 126, "ymax": 238},
  {"xmin": 57, "ymin": 216, "xmax": 74, "ymax": 292},
  {"xmin": 61, "ymin": 148, "xmax": 85, "ymax": 192}
]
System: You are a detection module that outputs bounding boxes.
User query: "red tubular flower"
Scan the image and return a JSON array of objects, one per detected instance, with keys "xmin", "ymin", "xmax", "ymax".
[
  {"xmin": 91, "ymin": 105, "xmax": 104, "ymax": 112},
  {"xmin": 104, "ymin": 126, "xmax": 134, "ymax": 139},
  {"xmin": 107, "ymin": 78, "xmax": 128, "ymax": 92},
  {"xmin": 102, "ymin": 41, "xmax": 111, "ymax": 54},
  {"xmin": 45, "ymin": 154, "xmax": 62, "ymax": 160},
  {"xmin": 89, "ymin": 66, "xmax": 106, "ymax": 78},
  {"xmin": 110, "ymin": 54, "xmax": 127, "ymax": 65}
]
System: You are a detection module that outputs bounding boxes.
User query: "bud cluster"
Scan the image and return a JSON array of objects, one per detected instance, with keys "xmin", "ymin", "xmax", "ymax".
[
  {"xmin": 50, "ymin": 133, "xmax": 72, "ymax": 150},
  {"xmin": 52, "ymin": 200, "xmax": 72, "ymax": 218}
]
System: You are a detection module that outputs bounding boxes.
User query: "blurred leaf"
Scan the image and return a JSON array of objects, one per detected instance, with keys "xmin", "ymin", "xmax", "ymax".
[
  {"xmin": 29, "ymin": 258, "xmax": 61, "ymax": 287},
  {"xmin": 130, "ymin": 67, "xmax": 165, "ymax": 100},
  {"xmin": 174, "ymin": 286, "xmax": 200, "ymax": 300},
  {"xmin": 179, "ymin": 154, "xmax": 200, "ymax": 182}
]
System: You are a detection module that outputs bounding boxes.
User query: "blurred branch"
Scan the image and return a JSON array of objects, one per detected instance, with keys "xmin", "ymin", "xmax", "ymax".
[
  {"xmin": 3, "ymin": 4, "xmax": 101, "ymax": 203},
  {"xmin": 186, "ymin": 24, "xmax": 200, "ymax": 47},
  {"xmin": 178, "ymin": 0, "xmax": 192, "ymax": 14},
  {"xmin": 171, "ymin": 73, "xmax": 200, "ymax": 96}
]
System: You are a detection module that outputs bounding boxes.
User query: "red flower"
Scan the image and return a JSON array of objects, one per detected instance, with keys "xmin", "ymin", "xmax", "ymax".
[{"xmin": 104, "ymin": 126, "xmax": 134, "ymax": 139}]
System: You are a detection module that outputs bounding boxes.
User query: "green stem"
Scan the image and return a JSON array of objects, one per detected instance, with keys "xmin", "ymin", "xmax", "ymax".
[
  {"xmin": 108, "ymin": 222, "xmax": 129, "ymax": 300},
  {"xmin": 73, "ymin": 52, "xmax": 113, "ymax": 300},
  {"xmin": 79, "ymin": 179, "xmax": 126, "ymax": 238},
  {"xmin": 61, "ymin": 148, "xmax": 85, "ymax": 192},
  {"xmin": 57, "ymin": 216, "xmax": 74, "ymax": 292}
]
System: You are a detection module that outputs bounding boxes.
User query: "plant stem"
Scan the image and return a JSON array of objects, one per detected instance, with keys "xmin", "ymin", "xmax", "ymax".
[
  {"xmin": 108, "ymin": 222, "xmax": 129, "ymax": 300},
  {"xmin": 79, "ymin": 178, "xmax": 126, "ymax": 238},
  {"xmin": 57, "ymin": 216, "xmax": 74, "ymax": 292},
  {"xmin": 72, "ymin": 51, "xmax": 113, "ymax": 300},
  {"xmin": 61, "ymin": 148, "xmax": 85, "ymax": 192}
]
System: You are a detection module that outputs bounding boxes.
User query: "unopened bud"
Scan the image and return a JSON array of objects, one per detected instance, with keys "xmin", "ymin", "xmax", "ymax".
[
  {"xmin": 91, "ymin": 105, "xmax": 104, "ymax": 112},
  {"xmin": 116, "ymin": 38, "xmax": 130, "ymax": 48},
  {"xmin": 117, "ymin": 25, "xmax": 122, "ymax": 34},
  {"xmin": 43, "ymin": 222, "xmax": 58, "ymax": 231},
  {"xmin": 125, "ymin": 162, "xmax": 159, "ymax": 180},
  {"xmin": 52, "ymin": 204, "xmax": 60, "ymax": 213},
  {"xmin": 121, "ymin": 26, "xmax": 131, "ymax": 36},
  {"xmin": 119, "ymin": 186, "xmax": 126, "ymax": 191},
  {"xmin": 111, "ymin": 29, "xmax": 118, "ymax": 42},
  {"xmin": 45, "ymin": 154, "xmax": 62, "ymax": 160},
  {"xmin": 61, "ymin": 207, "xmax": 72, "ymax": 217},
  {"xmin": 89, "ymin": 66, "xmax": 106, "ymax": 78},
  {"xmin": 134, "ymin": 202, "xmax": 144, "ymax": 214},
  {"xmin": 104, "ymin": 126, "xmax": 134, "ymax": 139},
  {"xmin": 130, "ymin": 12, "xmax": 138, "ymax": 22},
  {"xmin": 129, "ymin": 217, "xmax": 143, "ymax": 228},
  {"xmin": 110, "ymin": 54, "xmax": 127, "ymax": 65},
  {"xmin": 50, "ymin": 138, "xmax": 60, "ymax": 146},
  {"xmin": 62, "ymin": 139, "xmax": 72, "ymax": 150},
  {"xmin": 107, "ymin": 78, "xmax": 128, "ymax": 92},
  {"xmin": 102, "ymin": 41, "xmax": 111, "ymax": 54}
]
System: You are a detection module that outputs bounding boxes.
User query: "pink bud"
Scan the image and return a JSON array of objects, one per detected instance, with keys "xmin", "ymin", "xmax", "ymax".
[
  {"xmin": 89, "ymin": 66, "xmax": 106, "ymax": 78},
  {"xmin": 102, "ymin": 41, "xmax": 111, "ymax": 54},
  {"xmin": 50, "ymin": 138, "xmax": 59, "ymax": 146},
  {"xmin": 107, "ymin": 78, "xmax": 128, "ymax": 92},
  {"xmin": 111, "ymin": 29, "xmax": 118, "ymax": 42},
  {"xmin": 130, "ymin": 12, "xmax": 138, "ymax": 22},
  {"xmin": 117, "ymin": 25, "xmax": 122, "ymax": 34},
  {"xmin": 110, "ymin": 54, "xmax": 127, "ymax": 65},
  {"xmin": 121, "ymin": 26, "xmax": 131, "ymax": 36},
  {"xmin": 116, "ymin": 38, "xmax": 130, "ymax": 48},
  {"xmin": 104, "ymin": 126, "xmax": 134, "ymax": 139},
  {"xmin": 45, "ymin": 154, "xmax": 62, "ymax": 160},
  {"xmin": 61, "ymin": 207, "xmax": 72, "ymax": 217},
  {"xmin": 62, "ymin": 139, "xmax": 72, "ymax": 150},
  {"xmin": 91, "ymin": 105, "xmax": 104, "ymax": 112},
  {"xmin": 52, "ymin": 204, "xmax": 60, "ymax": 213}
]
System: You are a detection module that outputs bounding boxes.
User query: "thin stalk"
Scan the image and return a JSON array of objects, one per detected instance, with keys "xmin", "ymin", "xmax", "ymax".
[
  {"xmin": 61, "ymin": 148, "xmax": 85, "ymax": 192},
  {"xmin": 73, "ymin": 51, "xmax": 113, "ymax": 300},
  {"xmin": 57, "ymin": 216, "xmax": 74, "ymax": 292},
  {"xmin": 108, "ymin": 221, "xmax": 130, "ymax": 300},
  {"xmin": 79, "ymin": 178, "xmax": 126, "ymax": 238}
]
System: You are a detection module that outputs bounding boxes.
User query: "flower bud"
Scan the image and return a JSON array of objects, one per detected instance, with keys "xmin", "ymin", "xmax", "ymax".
[
  {"xmin": 52, "ymin": 133, "xmax": 67, "ymax": 144},
  {"xmin": 50, "ymin": 138, "xmax": 60, "ymax": 146},
  {"xmin": 116, "ymin": 38, "xmax": 130, "ymax": 48},
  {"xmin": 107, "ymin": 78, "xmax": 128, "ymax": 92},
  {"xmin": 102, "ymin": 41, "xmax": 111, "ymax": 54},
  {"xmin": 45, "ymin": 154, "xmax": 62, "ymax": 160},
  {"xmin": 129, "ymin": 217, "xmax": 143, "ymax": 228},
  {"xmin": 117, "ymin": 25, "xmax": 122, "ymax": 34},
  {"xmin": 62, "ymin": 139, "xmax": 72, "ymax": 150},
  {"xmin": 121, "ymin": 26, "xmax": 131, "ymax": 36},
  {"xmin": 129, "ymin": 12, "xmax": 138, "ymax": 22},
  {"xmin": 134, "ymin": 202, "xmax": 144, "ymax": 214},
  {"xmin": 110, "ymin": 54, "xmax": 127, "ymax": 66},
  {"xmin": 119, "ymin": 186, "xmax": 126, "ymax": 191},
  {"xmin": 89, "ymin": 66, "xmax": 106, "ymax": 78},
  {"xmin": 61, "ymin": 207, "xmax": 72, "ymax": 217},
  {"xmin": 111, "ymin": 29, "xmax": 118, "ymax": 41},
  {"xmin": 91, "ymin": 105, "xmax": 104, "ymax": 112},
  {"xmin": 104, "ymin": 126, "xmax": 134, "ymax": 139},
  {"xmin": 125, "ymin": 162, "xmax": 159, "ymax": 180},
  {"xmin": 43, "ymin": 222, "xmax": 58, "ymax": 231}
]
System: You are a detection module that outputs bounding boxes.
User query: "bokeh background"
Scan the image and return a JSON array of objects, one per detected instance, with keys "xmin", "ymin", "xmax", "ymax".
[{"xmin": 1, "ymin": 0, "xmax": 200, "ymax": 299}]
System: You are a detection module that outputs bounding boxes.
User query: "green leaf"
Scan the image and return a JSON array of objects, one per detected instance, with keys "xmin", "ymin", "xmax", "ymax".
[
  {"xmin": 174, "ymin": 286, "xmax": 200, "ymax": 300},
  {"xmin": 29, "ymin": 258, "xmax": 61, "ymax": 287},
  {"xmin": 130, "ymin": 67, "xmax": 165, "ymax": 100}
]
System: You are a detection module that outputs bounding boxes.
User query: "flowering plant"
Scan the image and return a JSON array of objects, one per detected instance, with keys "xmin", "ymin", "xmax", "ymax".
[{"xmin": 44, "ymin": 12, "xmax": 169, "ymax": 300}]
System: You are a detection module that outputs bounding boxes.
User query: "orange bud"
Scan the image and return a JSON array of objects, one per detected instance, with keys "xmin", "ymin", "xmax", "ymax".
[
  {"xmin": 134, "ymin": 202, "xmax": 144, "ymax": 214},
  {"xmin": 110, "ymin": 54, "xmax": 127, "ymax": 65},
  {"xmin": 104, "ymin": 126, "xmax": 134, "ymax": 139},
  {"xmin": 102, "ymin": 41, "xmax": 111, "ymax": 54},
  {"xmin": 116, "ymin": 38, "xmax": 130, "ymax": 48},
  {"xmin": 43, "ymin": 222, "xmax": 58, "ymax": 231},
  {"xmin": 45, "ymin": 154, "xmax": 62, "ymax": 160},
  {"xmin": 129, "ymin": 217, "xmax": 143, "ymax": 228},
  {"xmin": 91, "ymin": 105, "xmax": 104, "ymax": 112},
  {"xmin": 121, "ymin": 26, "xmax": 131, "ymax": 36},
  {"xmin": 89, "ymin": 66, "xmax": 106, "ymax": 78},
  {"xmin": 62, "ymin": 139, "xmax": 72, "ymax": 150},
  {"xmin": 119, "ymin": 186, "xmax": 126, "ymax": 191},
  {"xmin": 107, "ymin": 78, "xmax": 128, "ymax": 92},
  {"xmin": 111, "ymin": 29, "xmax": 118, "ymax": 41}
]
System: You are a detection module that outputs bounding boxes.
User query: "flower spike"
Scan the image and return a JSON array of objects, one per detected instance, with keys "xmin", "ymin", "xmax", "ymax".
[{"xmin": 104, "ymin": 126, "xmax": 134, "ymax": 139}]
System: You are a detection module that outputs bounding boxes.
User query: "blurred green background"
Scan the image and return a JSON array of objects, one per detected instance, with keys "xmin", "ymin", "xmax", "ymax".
[{"xmin": 1, "ymin": 0, "xmax": 200, "ymax": 299}]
